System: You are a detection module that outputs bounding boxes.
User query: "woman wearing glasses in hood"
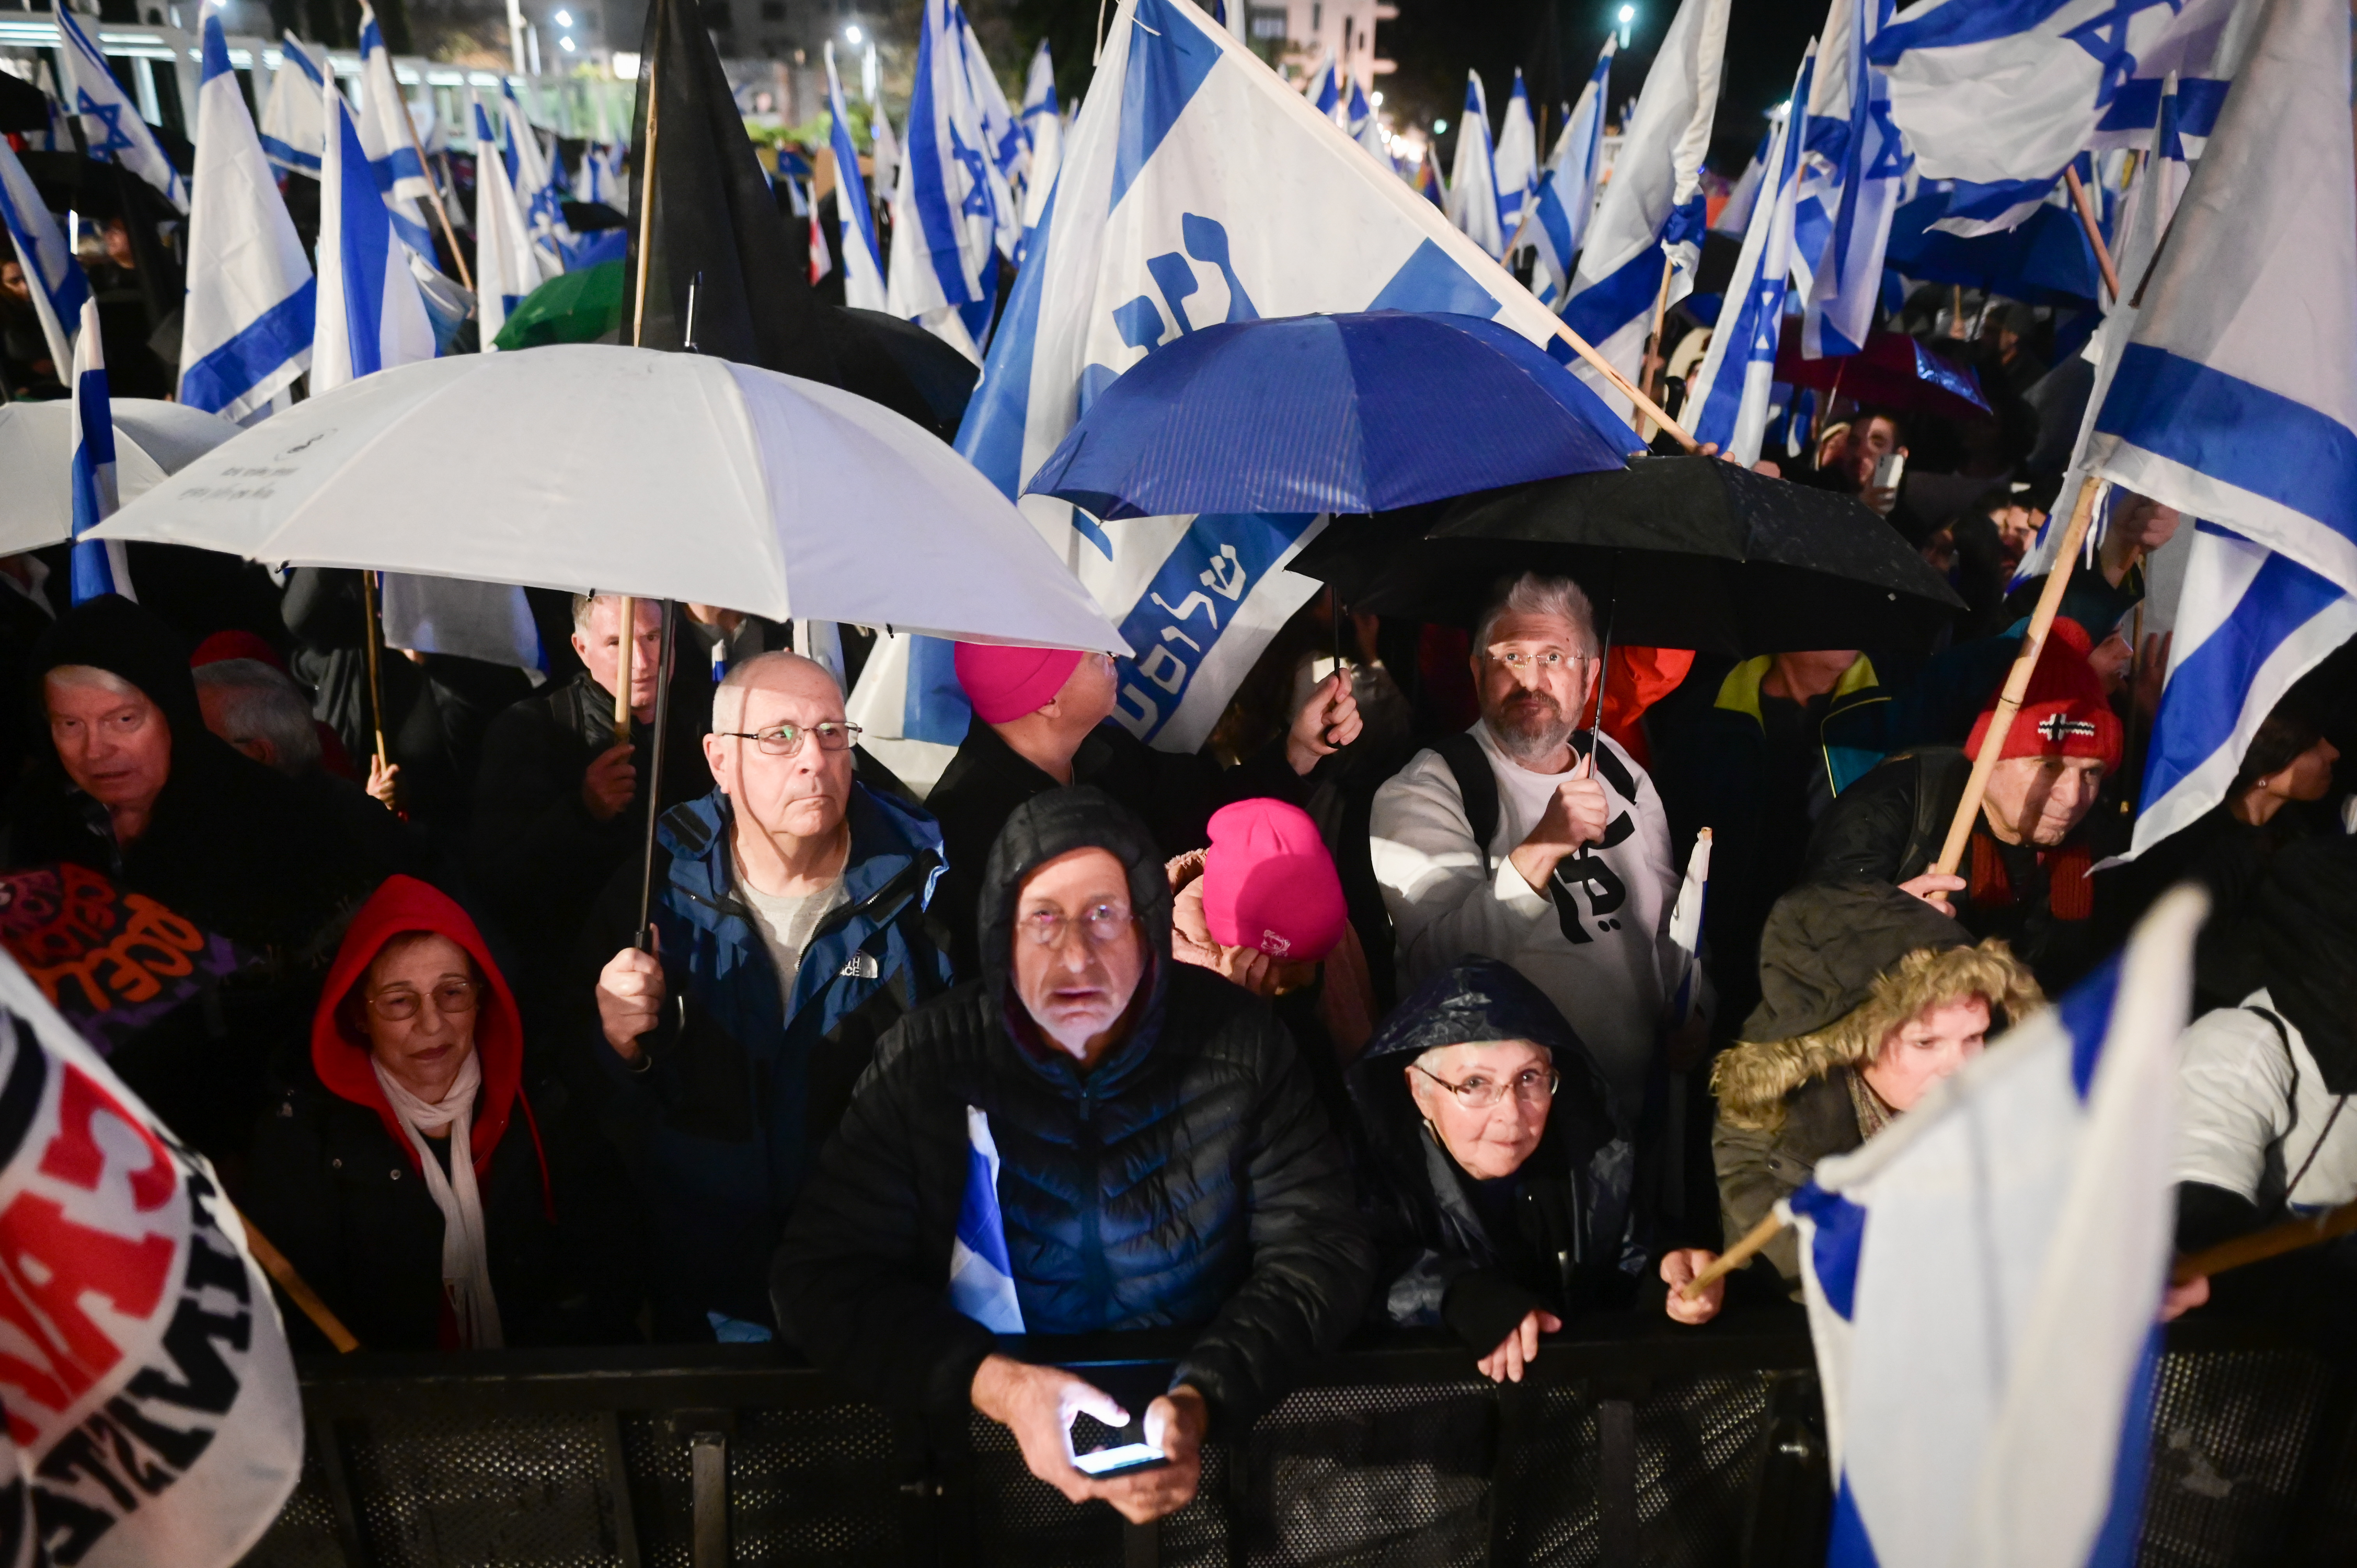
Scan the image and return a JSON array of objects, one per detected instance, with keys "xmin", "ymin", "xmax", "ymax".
[{"xmin": 1348, "ymin": 958, "xmax": 1636, "ymax": 1383}]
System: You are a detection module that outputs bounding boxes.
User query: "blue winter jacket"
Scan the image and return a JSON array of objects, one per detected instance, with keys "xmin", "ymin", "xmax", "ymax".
[{"xmin": 584, "ymin": 783, "xmax": 955, "ymax": 1332}]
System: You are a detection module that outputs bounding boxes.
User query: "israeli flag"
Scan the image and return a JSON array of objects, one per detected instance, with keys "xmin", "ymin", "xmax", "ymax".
[
  {"xmin": 1685, "ymin": 47, "xmax": 1815, "ymax": 467},
  {"xmin": 0, "ymin": 134, "xmax": 88, "ymax": 384},
  {"xmin": 1305, "ymin": 51, "xmax": 1344, "ymax": 122},
  {"xmin": 470, "ymin": 90, "xmax": 543, "ymax": 344},
  {"xmin": 1712, "ymin": 124, "xmax": 1770, "ymax": 238},
  {"xmin": 259, "ymin": 32, "xmax": 331, "ymax": 176},
  {"xmin": 1493, "ymin": 70, "xmax": 1538, "ymax": 232},
  {"xmin": 1865, "ymin": 0, "xmax": 2237, "ymax": 235},
  {"xmin": 180, "ymin": 14, "xmax": 315, "ymax": 422},
  {"xmin": 886, "ymin": 0, "xmax": 1005, "ymax": 361},
  {"xmin": 851, "ymin": 0, "xmax": 1581, "ymax": 765},
  {"xmin": 1019, "ymin": 39, "xmax": 1062, "ymax": 243},
  {"xmin": 54, "ymin": 7, "xmax": 187, "ymax": 212},
  {"xmin": 827, "ymin": 45, "xmax": 888, "ymax": 312},
  {"xmin": 958, "ymin": 5, "xmax": 1025, "ymax": 204},
  {"xmin": 1346, "ymin": 78, "xmax": 1389, "ymax": 166},
  {"xmin": 872, "ymin": 108, "xmax": 901, "ymax": 214},
  {"xmin": 1549, "ymin": 37, "xmax": 1616, "ymax": 258},
  {"xmin": 503, "ymin": 80, "xmax": 573, "ymax": 274},
  {"xmin": 354, "ymin": 5, "xmax": 434, "ymax": 255},
  {"xmin": 949, "ymin": 1106, "xmax": 1026, "ymax": 1333},
  {"xmin": 1444, "ymin": 73, "xmax": 1504, "ymax": 258},
  {"xmin": 1801, "ymin": 0, "xmax": 1909, "ymax": 358},
  {"xmin": 1560, "ymin": 0, "xmax": 1730, "ymax": 419},
  {"xmin": 2084, "ymin": 0, "xmax": 2357, "ymax": 597},
  {"xmin": 67, "ymin": 299, "xmax": 131, "ymax": 605},
  {"xmin": 1787, "ymin": 889, "xmax": 2202, "ymax": 1568},
  {"xmin": 313, "ymin": 82, "xmax": 435, "ymax": 393},
  {"xmin": 2130, "ymin": 523, "xmax": 2357, "ymax": 859}
]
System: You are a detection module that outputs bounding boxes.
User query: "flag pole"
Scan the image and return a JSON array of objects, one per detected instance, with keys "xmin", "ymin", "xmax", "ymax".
[
  {"xmin": 2061, "ymin": 164, "xmax": 2122, "ymax": 303},
  {"xmin": 2174, "ymin": 1195, "xmax": 2357, "ymax": 1285},
  {"xmin": 1636, "ymin": 253, "xmax": 1674, "ymax": 442},
  {"xmin": 1927, "ymin": 477, "xmax": 2106, "ymax": 885},
  {"xmin": 239, "ymin": 1207, "xmax": 361, "ymax": 1352},
  {"xmin": 1547, "ymin": 309, "xmax": 1696, "ymax": 452},
  {"xmin": 1678, "ymin": 1211, "xmax": 1786, "ymax": 1299},
  {"xmin": 397, "ymin": 82, "xmax": 474, "ymax": 292},
  {"xmin": 359, "ymin": 569, "xmax": 390, "ymax": 771}
]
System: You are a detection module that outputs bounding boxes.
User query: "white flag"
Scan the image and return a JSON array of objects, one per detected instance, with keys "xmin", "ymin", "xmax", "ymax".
[{"xmin": 1443, "ymin": 71, "xmax": 1504, "ymax": 258}]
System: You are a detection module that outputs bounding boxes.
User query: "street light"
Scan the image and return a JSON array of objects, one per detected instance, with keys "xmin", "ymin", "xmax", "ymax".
[
  {"xmin": 1370, "ymin": 89, "xmax": 1383, "ymax": 107},
  {"xmin": 1616, "ymin": 3, "xmax": 1635, "ymax": 46},
  {"xmin": 845, "ymin": 22, "xmax": 863, "ymax": 43},
  {"xmin": 560, "ymin": 34, "xmax": 576, "ymax": 49},
  {"xmin": 1433, "ymin": 117, "xmax": 1448, "ymax": 134},
  {"xmin": 554, "ymin": 7, "xmax": 571, "ymax": 23}
]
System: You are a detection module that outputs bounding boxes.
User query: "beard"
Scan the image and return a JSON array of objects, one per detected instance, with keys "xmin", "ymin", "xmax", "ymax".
[{"xmin": 1485, "ymin": 689, "xmax": 1577, "ymax": 767}]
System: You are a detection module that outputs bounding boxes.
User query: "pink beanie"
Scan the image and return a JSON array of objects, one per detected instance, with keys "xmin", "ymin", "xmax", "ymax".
[
  {"xmin": 953, "ymin": 643, "xmax": 1087, "ymax": 724},
  {"xmin": 1202, "ymin": 799, "xmax": 1349, "ymax": 962}
]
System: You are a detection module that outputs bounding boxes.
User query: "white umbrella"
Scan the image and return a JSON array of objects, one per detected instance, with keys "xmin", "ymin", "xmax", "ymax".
[
  {"xmin": 90, "ymin": 346, "xmax": 1128, "ymax": 652},
  {"xmin": 0, "ymin": 400, "xmax": 243, "ymax": 555}
]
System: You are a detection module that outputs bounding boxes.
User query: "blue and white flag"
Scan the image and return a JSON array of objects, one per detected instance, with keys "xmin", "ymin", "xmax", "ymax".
[
  {"xmin": 1712, "ymin": 124, "xmax": 1770, "ymax": 238},
  {"xmin": 1801, "ymin": 0, "xmax": 1908, "ymax": 357},
  {"xmin": 313, "ymin": 82, "xmax": 434, "ymax": 392},
  {"xmin": 828, "ymin": 45, "xmax": 888, "ymax": 312},
  {"xmin": 258, "ymin": 32, "xmax": 330, "ymax": 176},
  {"xmin": 469, "ymin": 90, "xmax": 543, "ymax": 344},
  {"xmin": 2130, "ymin": 523, "xmax": 2357, "ymax": 858},
  {"xmin": 0, "ymin": 133, "xmax": 87, "ymax": 383},
  {"xmin": 2083, "ymin": 0, "xmax": 2357, "ymax": 597},
  {"xmin": 503, "ymin": 80, "xmax": 573, "ymax": 274},
  {"xmin": 949, "ymin": 1106, "xmax": 1025, "ymax": 1333},
  {"xmin": 376, "ymin": 572, "xmax": 547, "ymax": 671},
  {"xmin": 1548, "ymin": 37, "xmax": 1615, "ymax": 257},
  {"xmin": 54, "ymin": 7, "xmax": 187, "ymax": 212},
  {"xmin": 886, "ymin": 0, "xmax": 1004, "ymax": 361},
  {"xmin": 1346, "ymin": 78, "xmax": 1389, "ymax": 165},
  {"xmin": 1865, "ymin": 0, "xmax": 2237, "ymax": 236},
  {"xmin": 958, "ymin": 5, "xmax": 1025, "ymax": 209},
  {"xmin": 1019, "ymin": 38, "xmax": 1062, "ymax": 241},
  {"xmin": 1493, "ymin": 69, "xmax": 1538, "ymax": 232},
  {"xmin": 1305, "ymin": 51, "xmax": 1344, "ymax": 122},
  {"xmin": 851, "ymin": 0, "xmax": 1584, "ymax": 767},
  {"xmin": 180, "ymin": 13, "xmax": 315, "ymax": 422},
  {"xmin": 1786, "ymin": 888, "xmax": 2202, "ymax": 1568},
  {"xmin": 1685, "ymin": 47, "xmax": 1815, "ymax": 466},
  {"xmin": 1561, "ymin": 0, "xmax": 1730, "ymax": 418},
  {"xmin": 1444, "ymin": 72, "xmax": 1504, "ymax": 258},
  {"xmin": 67, "ymin": 299, "xmax": 131, "ymax": 604},
  {"xmin": 354, "ymin": 5, "xmax": 433, "ymax": 255}
]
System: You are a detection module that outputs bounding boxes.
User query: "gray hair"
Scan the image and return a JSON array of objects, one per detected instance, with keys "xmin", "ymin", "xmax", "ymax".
[
  {"xmin": 711, "ymin": 650, "xmax": 843, "ymax": 734},
  {"xmin": 43, "ymin": 664, "xmax": 141, "ymax": 701},
  {"xmin": 193, "ymin": 659, "xmax": 321, "ymax": 774},
  {"xmin": 1471, "ymin": 572, "xmax": 1598, "ymax": 658},
  {"xmin": 570, "ymin": 592, "xmax": 614, "ymax": 634}
]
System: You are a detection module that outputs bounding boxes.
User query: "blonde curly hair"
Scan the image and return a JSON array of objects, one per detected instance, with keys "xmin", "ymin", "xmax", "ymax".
[{"xmin": 1711, "ymin": 940, "xmax": 2045, "ymax": 1133}]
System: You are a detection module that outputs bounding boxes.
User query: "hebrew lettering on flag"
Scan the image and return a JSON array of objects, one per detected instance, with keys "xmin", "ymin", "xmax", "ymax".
[{"xmin": 0, "ymin": 950, "xmax": 301, "ymax": 1567}]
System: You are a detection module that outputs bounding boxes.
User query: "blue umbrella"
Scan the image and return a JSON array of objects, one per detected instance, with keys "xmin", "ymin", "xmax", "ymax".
[
  {"xmin": 1022, "ymin": 311, "xmax": 1643, "ymax": 521},
  {"xmin": 1883, "ymin": 191, "xmax": 2102, "ymax": 307}
]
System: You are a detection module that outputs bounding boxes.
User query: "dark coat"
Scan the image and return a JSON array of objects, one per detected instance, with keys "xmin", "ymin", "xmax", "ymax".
[
  {"xmin": 1711, "ymin": 1069, "xmax": 1865, "ymax": 1294},
  {"xmin": 243, "ymin": 876, "xmax": 640, "ymax": 1351},
  {"xmin": 1347, "ymin": 959, "xmax": 1635, "ymax": 1355},
  {"xmin": 925, "ymin": 713, "xmax": 1308, "ymax": 978},
  {"xmin": 573, "ymin": 784, "xmax": 955, "ymax": 1335},
  {"xmin": 773, "ymin": 786, "xmax": 1374, "ymax": 1436}
]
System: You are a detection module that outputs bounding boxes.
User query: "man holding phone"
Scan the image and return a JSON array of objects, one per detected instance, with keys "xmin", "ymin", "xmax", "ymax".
[{"xmin": 774, "ymin": 788, "xmax": 1372, "ymax": 1523}]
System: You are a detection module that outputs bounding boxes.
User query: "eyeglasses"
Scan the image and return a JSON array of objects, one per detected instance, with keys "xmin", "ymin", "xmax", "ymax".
[
  {"xmin": 714, "ymin": 720, "xmax": 864, "ymax": 757},
  {"xmin": 1487, "ymin": 650, "xmax": 1593, "ymax": 671},
  {"xmin": 1019, "ymin": 901, "xmax": 1137, "ymax": 949},
  {"xmin": 1412, "ymin": 1063, "xmax": 1559, "ymax": 1110},
  {"xmin": 366, "ymin": 979, "xmax": 482, "ymax": 1021}
]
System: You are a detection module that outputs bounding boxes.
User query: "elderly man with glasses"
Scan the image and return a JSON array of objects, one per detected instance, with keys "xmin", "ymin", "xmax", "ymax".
[
  {"xmin": 587, "ymin": 651, "xmax": 955, "ymax": 1343},
  {"xmin": 775, "ymin": 787, "xmax": 1373, "ymax": 1525}
]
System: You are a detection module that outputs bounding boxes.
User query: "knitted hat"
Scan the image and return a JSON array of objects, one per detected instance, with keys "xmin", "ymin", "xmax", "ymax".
[
  {"xmin": 190, "ymin": 629, "xmax": 289, "ymax": 675},
  {"xmin": 953, "ymin": 642, "xmax": 1087, "ymax": 724},
  {"xmin": 1964, "ymin": 618, "xmax": 2121, "ymax": 770},
  {"xmin": 1201, "ymin": 799, "xmax": 1348, "ymax": 962}
]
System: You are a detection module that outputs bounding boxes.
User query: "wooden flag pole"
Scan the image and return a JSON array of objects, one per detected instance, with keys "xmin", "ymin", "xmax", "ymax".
[
  {"xmin": 611, "ymin": 597, "xmax": 637, "ymax": 743},
  {"xmin": 1679, "ymin": 1212, "xmax": 1787, "ymax": 1299},
  {"xmin": 397, "ymin": 82, "xmax": 473, "ymax": 293},
  {"xmin": 359, "ymin": 570, "xmax": 390, "ymax": 770},
  {"xmin": 628, "ymin": 0, "xmax": 663, "ymax": 350},
  {"xmin": 239, "ymin": 1208, "xmax": 361, "ymax": 1353},
  {"xmin": 1633, "ymin": 255, "xmax": 1676, "ymax": 444},
  {"xmin": 1547, "ymin": 309, "xmax": 1697, "ymax": 453},
  {"xmin": 2061, "ymin": 164, "xmax": 2123, "ymax": 304},
  {"xmin": 1928, "ymin": 477, "xmax": 2106, "ymax": 882},
  {"xmin": 2174, "ymin": 1198, "xmax": 2357, "ymax": 1286}
]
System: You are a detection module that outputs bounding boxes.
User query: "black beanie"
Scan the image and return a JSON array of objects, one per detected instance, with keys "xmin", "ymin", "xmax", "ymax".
[{"xmin": 27, "ymin": 594, "xmax": 204, "ymax": 742}]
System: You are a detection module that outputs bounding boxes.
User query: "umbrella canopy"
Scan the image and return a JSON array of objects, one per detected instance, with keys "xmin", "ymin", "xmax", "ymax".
[
  {"xmin": 1884, "ymin": 192, "xmax": 2101, "ymax": 307},
  {"xmin": 1773, "ymin": 321, "xmax": 1992, "ymax": 423},
  {"xmin": 491, "ymin": 260, "xmax": 626, "ymax": 351},
  {"xmin": 1024, "ymin": 310, "xmax": 1642, "ymax": 521},
  {"xmin": 1298, "ymin": 457, "xmax": 1964, "ymax": 655},
  {"xmin": 0, "ymin": 399, "xmax": 241, "ymax": 553},
  {"xmin": 91, "ymin": 345, "xmax": 1126, "ymax": 652}
]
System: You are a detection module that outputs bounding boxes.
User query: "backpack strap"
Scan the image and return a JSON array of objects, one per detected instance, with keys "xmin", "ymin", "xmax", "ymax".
[{"xmin": 1434, "ymin": 732, "xmax": 1501, "ymax": 878}]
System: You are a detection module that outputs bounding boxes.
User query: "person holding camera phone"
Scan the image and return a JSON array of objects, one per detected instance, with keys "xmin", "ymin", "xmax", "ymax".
[{"xmin": 774, "ymin": 788, "xmax": 1374, "ymax": 1523}]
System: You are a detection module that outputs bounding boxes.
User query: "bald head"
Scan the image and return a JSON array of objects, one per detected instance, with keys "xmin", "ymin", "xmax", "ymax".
[{"xmin": 711, "ymin": 650, "xmax": 844, "ymax": 735}]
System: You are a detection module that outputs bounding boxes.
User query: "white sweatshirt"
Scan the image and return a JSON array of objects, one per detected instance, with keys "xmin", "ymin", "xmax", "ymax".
[
  {"xmin": 1369, "ymin": 721, "xmax": 1681, "ymax": 1123},
  {"xmin": 2174, "ymin": 988, "xmax": 2357, "ymax": 1213}
]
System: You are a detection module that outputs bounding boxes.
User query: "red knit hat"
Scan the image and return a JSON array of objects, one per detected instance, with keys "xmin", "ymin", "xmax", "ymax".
[
  {"xmin": 1202, "ymin": 799, "xmax": 1349, "ymax": 962},
  {"xmin": 953, "ymin": 642, "xmax": 1087, "ymax": 724},
  {"xmin": 1965, "ymin": 618, "xmax": 2122, "ymax": 770}
]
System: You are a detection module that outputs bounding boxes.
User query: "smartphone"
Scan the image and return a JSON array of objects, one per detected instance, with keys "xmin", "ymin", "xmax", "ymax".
[
  {"xmin": 1071, "ymin": 1442, "xmax": 1169, "ymax": 1478},
  {"xmin": 1872, "ymin": 451, "xmax": 1907, "ymax": 491}
]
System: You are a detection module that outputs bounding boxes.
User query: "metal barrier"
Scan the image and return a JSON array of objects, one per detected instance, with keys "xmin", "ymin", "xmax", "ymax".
[{"xmin": 237, "ymin": 1313, "xmax": 2357, "ymax": 1568}]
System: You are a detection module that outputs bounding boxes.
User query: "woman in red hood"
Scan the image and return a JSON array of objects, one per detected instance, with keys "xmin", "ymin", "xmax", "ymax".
[{"xmin": 243, "ymin": 876, "xmax": 638, "ymax": 1351}]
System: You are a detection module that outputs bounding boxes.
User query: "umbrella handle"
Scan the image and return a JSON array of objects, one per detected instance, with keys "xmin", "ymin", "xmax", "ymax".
[{"xmin": 634, "ymin": 601, "xmax": 676, "ymax": 949}]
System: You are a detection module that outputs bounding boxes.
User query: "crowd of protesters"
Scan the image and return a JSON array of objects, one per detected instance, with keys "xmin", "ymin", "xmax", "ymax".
[{"xmin": 1, "ymin": 293, "xmax": 2352, "ymax": 1524}]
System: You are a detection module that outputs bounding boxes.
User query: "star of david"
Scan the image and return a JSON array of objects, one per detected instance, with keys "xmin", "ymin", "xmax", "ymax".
[
  {"xmin": 75, "ymin": 91, "xmax": 139, "ymax": 157},
  {"xmin": 2061, "ymin": 0, "xmax": 2177, "ymax": 111}
]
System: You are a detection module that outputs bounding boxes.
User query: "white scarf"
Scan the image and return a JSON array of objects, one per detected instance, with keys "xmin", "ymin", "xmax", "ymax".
[{"xmin": 372, "ymin": 1051, "xmax": 504, "ymax": 1350}]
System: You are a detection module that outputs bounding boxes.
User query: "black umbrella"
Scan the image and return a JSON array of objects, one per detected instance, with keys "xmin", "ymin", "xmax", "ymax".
[{"xmin": 1295, "ymin": 456, "xmax": 1964, "ymax": 655}]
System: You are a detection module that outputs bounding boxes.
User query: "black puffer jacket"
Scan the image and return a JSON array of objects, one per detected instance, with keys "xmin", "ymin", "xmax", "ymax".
[
  {"xmin": 1349, "ymin": 959, "xmax": 1635, "ymax": 1355},
  {"xmin": 773, "ymin": 787, "xmax": 1374, "ymax": 1435}
]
